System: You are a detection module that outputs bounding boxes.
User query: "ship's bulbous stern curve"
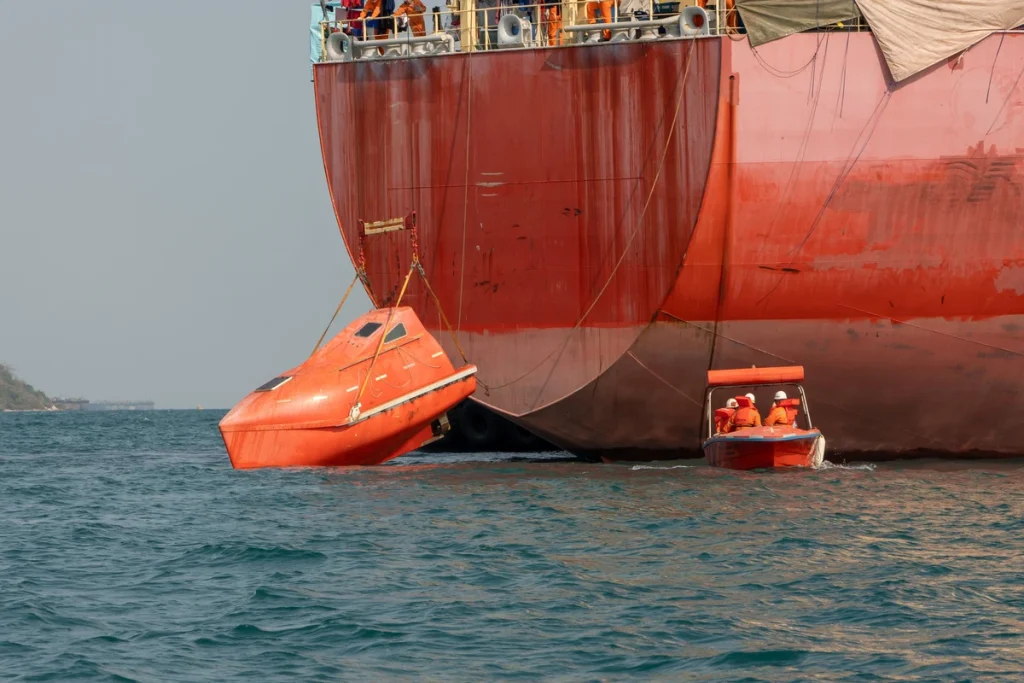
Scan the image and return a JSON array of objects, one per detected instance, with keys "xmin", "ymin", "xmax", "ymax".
[{"xmin": 314, "ymin": 39, "xmax": 722, "ymax": 418}]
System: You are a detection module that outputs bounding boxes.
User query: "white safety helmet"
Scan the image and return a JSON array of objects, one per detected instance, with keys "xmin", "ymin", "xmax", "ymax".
[
  {"xmin": 726, "ymin": 398, "xmax": 738, "ymax": 409},
  {"xmin": 745, "ymin": 392, "xmax": 756, "ymax": 403},
  {"xmin": 774, "ymin": 390, "xmax": 787, "ymax": 401}
]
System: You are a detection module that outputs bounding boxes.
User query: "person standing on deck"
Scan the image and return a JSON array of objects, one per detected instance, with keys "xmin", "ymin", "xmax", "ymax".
[
  {"xmin": 359, "ymin": 0, "xmax": 383, "ymax": 38},
  {"xmin": 586, "ymin": 0, "xmax": 614, "ymax": 40},
  {"xmin": 393, "ymin": 0, "xmax": 428, "ymax": 36},
  {"xmin": 541, "ymin": 0, "xmax": 562, "ymax": 45}
]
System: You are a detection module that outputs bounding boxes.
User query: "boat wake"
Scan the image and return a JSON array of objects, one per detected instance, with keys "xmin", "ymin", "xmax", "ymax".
[
  {"xmin": 815, "ymin": 461, "xmax": 877, "ymax": 472},
  {"xmin": 630, "ymin": 465, "xmax": 695, "ymax": 471}
]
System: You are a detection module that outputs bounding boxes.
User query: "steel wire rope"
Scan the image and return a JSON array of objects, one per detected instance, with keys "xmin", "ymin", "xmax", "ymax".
[
  {"xmin": 310, "ymin": 272, "xmax": 362, "ymax": 357},
  {"xmin": 506, "ymin": 38, "xmax": 700, "ymax": 404},
  {"xmin": 456, "ymin": 37, "xmax": 474, "ymax": 334},
  {"xmin": 762, "ymin": 31, "xmax": 832, "ymax": 242},
  {"xmin": 753, "ymin": 86, "xmax": 893, "ymax": 307}
]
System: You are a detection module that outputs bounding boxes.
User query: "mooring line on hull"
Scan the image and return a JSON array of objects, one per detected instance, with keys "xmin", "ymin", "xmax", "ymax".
[
  {"xmin": 428, "ymin": 38, "xmax": 700, "ymax": 402},
  {"xmin": 659, "ymin": 310, "xmax": 798, "ymax": 365},
  {"xmin": 521, "ymin": 39, "xmax": 700, "ymax": 410},
  {"xmin": 986, "ymin": 34, "xmax": 1005, "ymax": 105},
  {"xmin": 986, "ymin": 48, "xmax": 1024, "ymax": 135},
  {"xmin": 456, "ymin": 48, "xmax": 474, "ymax": 337},
  {"xmin": 755, "ymin": 86, "xmax": 894, "ymax": 309},
  {"xmin": 837, "ymin": 304, "xmax": 1024, "ymax": 357},
  {"xmin": 762, "ymin": 32, "xmax": 831, "ymax": 243},
  {"xmin": 626, "ymin": 351, "xmax": 702, "ymax": 407}
]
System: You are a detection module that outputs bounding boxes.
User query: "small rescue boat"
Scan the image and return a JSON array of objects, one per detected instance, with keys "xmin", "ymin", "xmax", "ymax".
[
  {"xmin": 219, "ymin": 306, "xmax": 476, "ymax": 468},
  {"xmin": 702, "ymin": 366, "xmax": 825, "ymax": 470}
]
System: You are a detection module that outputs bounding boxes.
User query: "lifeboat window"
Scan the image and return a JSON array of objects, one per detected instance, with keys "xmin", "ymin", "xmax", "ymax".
[
  {"xmin": 354, "ymin": 322, "xmax": 383, "ymax": 338},
  {"xmin": 254, "ymin": 376, "xmax": 292, "ymax": 392},
  {"xmin": 384, "ymin": 323, "xmax": 407, "ymax": 343}
]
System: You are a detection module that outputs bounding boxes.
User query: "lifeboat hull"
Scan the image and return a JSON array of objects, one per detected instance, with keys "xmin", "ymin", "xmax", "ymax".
[
  {"xmin": 703, "ymin": 428, "xmax": 824, "ymax": 470},
  {"xmin": 220, "ymin": 307, "xmax": 477, "ymax": 468},
  {"xmin": 221, "ymin": 370, "xmax": 476, "ymax": 468}
]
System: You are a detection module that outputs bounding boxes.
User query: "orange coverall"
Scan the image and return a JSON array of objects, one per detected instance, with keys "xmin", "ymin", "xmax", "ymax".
[
  {"xmin": 543, "ymin": 3, "xmax": 562, "ymax": 46},
  {"xmin": 359, "ymin": 0, "xmax": 385, "ymax": 39},
  {"xmin": 586, "ymin": 0, "xmax": 613, "ymax": 40},
  {"xmin": 727, "ymin": 406, "xmax": 762, "ymax": 432},
  {"xmin": 764, "ymin": 404, "xmax": 790, "ymax": 427},
  {"xmin": 393, "ymin": 0, "xmax": 427, "ymax": 37}
]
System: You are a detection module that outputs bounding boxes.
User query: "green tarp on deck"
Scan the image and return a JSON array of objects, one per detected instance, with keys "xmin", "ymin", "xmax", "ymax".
[{"xmin": 735, "ymin": 0, "xmax": 860, "ymax": 47}]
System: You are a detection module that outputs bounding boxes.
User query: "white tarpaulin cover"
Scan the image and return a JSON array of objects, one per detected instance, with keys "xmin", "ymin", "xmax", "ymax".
[{"xmin": 855, "ymin": 0, "xmax": 1024, "ymax": 82}]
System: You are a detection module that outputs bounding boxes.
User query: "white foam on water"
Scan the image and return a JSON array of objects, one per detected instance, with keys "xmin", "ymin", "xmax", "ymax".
[
  {"xmin": 815, "ymin": 461, "xmax": 876, "ymax": 472},
  {"xmin": 630, "ymin": 465, "xmax": 694, "ymax": 471}
]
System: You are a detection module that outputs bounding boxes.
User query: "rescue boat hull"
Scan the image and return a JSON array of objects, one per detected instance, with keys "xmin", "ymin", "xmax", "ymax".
[{"xmin": 703, "ymin": 429, "xmax": 824, "ymax": 470}]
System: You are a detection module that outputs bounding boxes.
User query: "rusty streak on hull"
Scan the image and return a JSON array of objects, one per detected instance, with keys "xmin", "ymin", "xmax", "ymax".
[{"xmin": 315, "ymin": 32, "xmax": 1024, "ymax": 458}]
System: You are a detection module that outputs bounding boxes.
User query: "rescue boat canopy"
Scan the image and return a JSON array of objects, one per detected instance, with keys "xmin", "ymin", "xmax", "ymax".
[{"xmin": 707, "ymin": 366, "xmax": 805, "ymax": 387}]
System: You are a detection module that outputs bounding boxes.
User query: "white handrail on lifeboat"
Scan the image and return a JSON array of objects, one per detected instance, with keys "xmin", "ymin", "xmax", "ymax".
[{"xmin": 325, "ymin": 30, "xmax": 457, "ymax": 62}]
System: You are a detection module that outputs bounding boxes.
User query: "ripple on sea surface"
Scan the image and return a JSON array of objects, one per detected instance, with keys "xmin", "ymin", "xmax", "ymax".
[{"xmin": 1, "ymin": 411, "xmax": 1023, "ymax": 681}]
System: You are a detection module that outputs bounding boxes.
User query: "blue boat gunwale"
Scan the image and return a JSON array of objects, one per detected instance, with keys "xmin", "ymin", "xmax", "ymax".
[{"xmin": 702, "ymin": 429, "xmax": 821, "ymax": 447}]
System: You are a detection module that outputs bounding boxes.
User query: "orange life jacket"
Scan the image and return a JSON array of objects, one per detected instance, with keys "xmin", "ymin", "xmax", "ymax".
[
  {"xmin": 714, "ymin": 408, "xmax": 735, "ymax": 434},
  {"xmin": 727, "ymin": 396, "xmax": 761, "ymax": 430}
]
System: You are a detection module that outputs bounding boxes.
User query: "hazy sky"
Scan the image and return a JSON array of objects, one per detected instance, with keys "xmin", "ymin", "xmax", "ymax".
[{"xmin": 0, "ymin": 1, "xmax": 370, "ymax": 409}]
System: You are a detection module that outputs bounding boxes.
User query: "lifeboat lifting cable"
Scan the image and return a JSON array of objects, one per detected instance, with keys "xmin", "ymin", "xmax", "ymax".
[
  {"xmin": 701, "ymin": 365, "xmax": 825, "ymax": 470},
  {"xmin": 219, "ymin": 212, "xmax": 477, "ymax": 468}
]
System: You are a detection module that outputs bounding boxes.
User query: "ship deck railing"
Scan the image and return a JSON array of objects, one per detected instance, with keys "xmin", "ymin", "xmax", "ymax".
[{"xmin": 315, "ymin": 2, "xmax": 876, "ymax": 61}]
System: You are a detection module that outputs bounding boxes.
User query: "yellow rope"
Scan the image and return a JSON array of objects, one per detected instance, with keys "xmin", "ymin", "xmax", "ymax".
[
  {"xmin": 310, "ymin": 272, "xmax": 361, "ymax": 357},
  {"xmin": 349, "ymin": 263, "xmax": 416, "ymax": 419}
]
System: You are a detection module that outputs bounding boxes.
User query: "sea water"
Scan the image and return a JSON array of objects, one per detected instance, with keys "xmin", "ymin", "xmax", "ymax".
[{"xmin": 1, "ymin": 410, "xmax": 1022, "ymax": 681}]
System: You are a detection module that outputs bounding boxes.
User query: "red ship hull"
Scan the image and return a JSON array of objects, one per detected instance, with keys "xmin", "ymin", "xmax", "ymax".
[{"xmin": 314, "ymin": 32, "xmax": 1024, "ymax": 459}]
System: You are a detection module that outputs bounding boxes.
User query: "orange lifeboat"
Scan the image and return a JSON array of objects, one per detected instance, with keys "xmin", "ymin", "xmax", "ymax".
[
  {"xmin": 701, "ymin": 366, "xmax": 825, "ymax": 470},
  {"xmin": 219, "ymin": 306, "xmax": 477, "ymax": 468}
]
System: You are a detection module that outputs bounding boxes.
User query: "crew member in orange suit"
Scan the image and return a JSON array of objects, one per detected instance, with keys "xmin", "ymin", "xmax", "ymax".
[
  {"xmin": 586, "ymin": 0, "xmax": 613, "ymax": 40},
  {"xmin": 715, "ymin": 398, "xmax": 739, "ymax": 434},
  {"xmin": 764, "ymin": 391, "xmax": 792, "ymax": 427},
  {"xmin": 542, "ymin": 0, "xmax": 562, "ymax": 46},
  {"xmin": 726, "ymin": 393, "xmax": 762, "ymax": 432},
  {"xmin": 360, "ymin": 0, "xmax": 385, "ymax": 39},
  {"xmin": 393, "ymin": 0, "xmax": 427, "ymax": 36}
]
